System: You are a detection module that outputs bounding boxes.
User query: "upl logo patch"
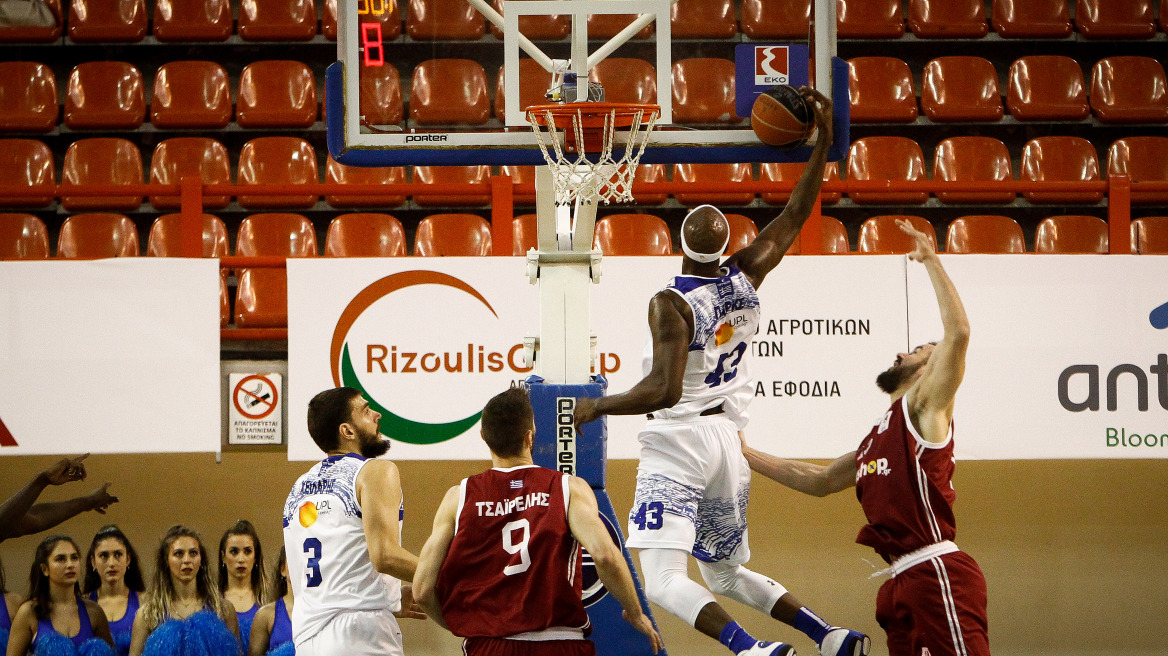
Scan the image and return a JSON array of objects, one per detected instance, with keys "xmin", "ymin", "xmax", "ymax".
[{"xmin": 754, "ymin": 46, "xmax": 789, "ymax": 85}]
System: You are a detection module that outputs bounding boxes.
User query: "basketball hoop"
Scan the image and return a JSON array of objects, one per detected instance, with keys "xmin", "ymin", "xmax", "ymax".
[{"xmin": 527, "ymin": 102, "xmax": 660, "ymax": 205}]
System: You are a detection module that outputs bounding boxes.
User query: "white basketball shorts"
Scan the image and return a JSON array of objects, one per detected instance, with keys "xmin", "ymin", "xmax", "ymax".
[
  {"xmin": 296, "ymin": 608, "xmax": 404, "ymax": 656},
  {"xmin": 626, "ymin": 415, "xmax": 752, "ymax": 566}
]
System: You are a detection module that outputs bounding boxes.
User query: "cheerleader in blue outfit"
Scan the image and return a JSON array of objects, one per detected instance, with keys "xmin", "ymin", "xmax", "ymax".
[
  {"xmin": 126, "ymin": 526, "xmax": 240, "ymax": 656},
  {"xmin": 3, "ymin": 560, "xmax": 21, "ymax": 656},
  {"xmin": 6, "ymin": 535, "xmax": 116, "ymax": 656},
  {"xmin": 83, "ymin": 526, "xmax": 147, "ymax": 656},
  {"xmin": 244, "ymin": 548, "xmax": 292, "ymax": 656},
  {"xmin": 216, "ymin": 522, "xmax": 268, "ymax": 653}
]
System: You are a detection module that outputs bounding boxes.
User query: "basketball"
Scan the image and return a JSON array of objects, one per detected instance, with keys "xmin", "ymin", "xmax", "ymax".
[{"xmin": 751, "ymin": 85, "xmax": 815, "ymax": 148}]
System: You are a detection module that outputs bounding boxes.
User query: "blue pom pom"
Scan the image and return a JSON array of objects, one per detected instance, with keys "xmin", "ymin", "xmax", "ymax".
[
  {"xmin": 110, "ymin": 629, "xmax": 133, "ymax": 656},
  {"xmin": 33, "ymin": 631, "xmax": 76, "ymax": 656},
  {"xmin": 185, "ymin": 611, "xmax": 239, "ymax": 656},
  {"xmin": 142, "ymin": 619, "xmax": 185, "ymax": 656},
  {"xmin": 78, "ymin": 637, "xmax": 117, "ymax": 656},
  {"xmin": 266, "ymin": 640, "xmax": 295, "ymax": 656}
]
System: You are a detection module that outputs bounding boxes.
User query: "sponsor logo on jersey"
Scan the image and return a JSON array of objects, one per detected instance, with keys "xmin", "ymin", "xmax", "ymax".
[
  {"xmin": 299, "ymin": 501, "xmax": 318, "ymax": 527},
  {"xmin": 754, "ymin": 46, "xmax": 789, "ymax": 86},
  {"xmin": 856, "ymin": 457, "xmax": 891, "ymax": 482},
  {"xmin": 714, "ymin": 322, "xmax": 734, "ymax": 346}
]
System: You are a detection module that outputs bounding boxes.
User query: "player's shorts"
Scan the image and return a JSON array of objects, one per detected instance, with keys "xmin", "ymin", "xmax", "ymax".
[
  {"xmin": 626, "ymin": 415, "xmax": 751, "ymax": 565},
  {"xmin": 876, "ymin": 550, "xmax": 989, "ymax": 656},
  {"xmin": 296, "ymin": 608, "xmax": 404, "ymax": 656},
  {"xmin": 462, "ymin": 637, "xmax": 597, "ymax": 656}
]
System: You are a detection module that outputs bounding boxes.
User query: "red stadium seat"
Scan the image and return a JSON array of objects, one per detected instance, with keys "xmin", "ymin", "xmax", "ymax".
[
  {"xmin": 0, "ymin": 139, "xmax": 54, "ymax": 208},
  {"xmin": 723, "ymin": 214, "xmax": 756, "ymax": 255},
  {"xmin": 149, "ymin": 138, "xmax": 232, "ymax": 210},
  {"xmin": 1006, "ymin": 56, "xmax": 1089, "ymax": 121},
  {"xmin": 146, "ymin": 213, "xmax": 229, "ymax": 257},
  {"xmin": 933, "ymin": 137, "xmax": 1014, "ymax": 204},
  {"xmin": 672, "ymin": 59, "xmax": 739, "ymax": 125},
  {"xmin": 237, "ymin": 138, "xmax": 319, "ymax": 209},
  {"xmin": 325, "ymin": 157, "xmax": 407, "ymax": 208},
  {"xmin": 407, "ymin": 0, "xmax": 485, "ymax": 40},
  {"xmin": 1089, "ymin": 57, "xmax": 1168, "ymax": 123},
  {"xmin": 630, "ymin": 164, "xmax": 669, "ymax": 206},
  {"xmin": 489, "ymin": 0, "xmax": 569, "ymax": 39},
  {"xmin": 238, "ymin": 0, "xmax": 316, "ymax": 40},
  {"xmin": 0, "ymin": 0, "xmax": 62, "ymax": 41},
  {"xmin": 742, "ymin": 0, "xmax": 808, "ymax": 39},
  {"xmin": 590, "ymin": 59, "xmax": 657, "ymax": 105},
  {"xmin": 1020, "ymin": 137, "xmax": 1103, "ymax": 204},
  {"xmin": 64, "ymin": 62, "xmax": 145, "ymax": 130},
  {"xmin": 1131, "ymin": 217, "xmax": 1168, "ymax": 254},
  {"xmin": 415, "ymin": 214, "xmax": 493, "ymax": 256},
  {"xmin": 325, "ymin": 213, "xmax": 408, "ymax": 256},
  {"xmin": 152, "ymin": 0, "xmax": 232, "ymax": 41},
  {"xmin": 908, "ymin": 0, "xmax": 988, "ymax": 37},
  {"xmin": 0, "ymin": 214, "xmax": 49, "ymax": 259},
  {"xmin": 324, "ymin": 0, "xmax": 401, "ymax": 40},
  {"xmin": 68, "ymin": 0, "xmax": 146, "ymax": 42},
  {"xmin": 411, "ymin": 60, "xmax": 490, "ymax": 126},
  {"xmin": 1108, "ymin": 137, "xmax": 1168, "ymax": 204},
  {"xmin": 512, "ymin": 214, "xmax": 537, "ymax": 256},
  {"xmin": 237, "ymin": 213, "xmax": 317, "ymax": 257},
  {"xmin": 360, "ymin": 62, "xmax": 403, "ymax": 127},
  {"xmin": 237, "ymin": 61, "xmax": 318, "ymax": 129},
  {"xmin": 57, "ymin": 213, "xmax": 140, "ymax": 258},
  {"xmin": 587, "ymin": 13, "xmax": 653, "ymax": 39},
  {"xmin": 847, "ymin": 57, "xmax": 918, "ymax": 124},
  {"xmin": 1075, "ymin": 0, "xmax": 1156, "ymax": 39},
  {"xmin": 1034, "ymin": 215, "xmax": 1108, "ymax": 253},
  {"xmin": 594, "ymin": 214, "xmax": 672, "ymax": 255},
  {"xmin": 0, "ymin": 62, "xmax": 57, "ymax": 132},
  {"xmin": 673, "ymin": 163, "xmax": 754, "ymax": 206},
  {"xmin": 760, "ymin": 161, "xmax": 842, "ymax": 205},
  {"xmin": 500, "ymin": 166, "xmax": 536, "ymax": 205},
  {"xmin": 61, "ymin": 139, "xmax": 144, "ymax": 212},
  {"xmin": 495, "ymin": 59, "xmax": 554, "ymax": 121},
  {"xmin": 858, "ymin": 215, "xmax": 937, "ymax": 254},
  {"xmin": 921, "ymin": 57, "xmax": 1003, "ymax": 122},
  {"xmin": 150, "ymin": 61, "xmax": 232, "ymax": 129},
  {"xmin": 990, "ymin": 0, "xmax": 1072, "ymax": 38},
  {"xmin": 412, "ymin": 166, "xmax": 492, "ymax": 206},
  {"xmin": 837, "ymin": 0, "xmax": 904, "ymax": 38},
  {"xmin": 235, "ymin": 270, "xmax": 287, "ymax": 327},
  {"xmin": 785, "ymin": 215, "xmax": 850, "ymax": 254},
  {"xmin": 671, "ymin": 0, "xmax": 736, "ymax": 38},
  {"xmin": 945, "ymin": 215, "xmax": 1025, "ymax": 253},
  {"xmin": 846, "ymin": 137, "xmax": 928, "ymax": 205}
]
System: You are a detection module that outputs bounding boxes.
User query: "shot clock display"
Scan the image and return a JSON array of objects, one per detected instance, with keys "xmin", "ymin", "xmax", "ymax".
[{"xmin": 356, "ymin": 0, "xmax": 390, "ymax": 67}]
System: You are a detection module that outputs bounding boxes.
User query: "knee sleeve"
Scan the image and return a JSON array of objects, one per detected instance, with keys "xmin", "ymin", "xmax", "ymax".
[
  {"xmin": 697, "ymin": 560, "xmax": 788, "ymax": 615},
  {"xmin": 637, "ymin": 548, "xmax": 716, "ymax": 627}
]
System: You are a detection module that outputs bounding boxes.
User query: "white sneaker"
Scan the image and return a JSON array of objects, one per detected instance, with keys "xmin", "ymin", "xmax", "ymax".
[
  {"xmin": 736, "ymin": 641, "xmax": 796, "ymax": 656},
  {"xmin": 819, "ymin": 628, "xmax": 870, "ymax": 656}
]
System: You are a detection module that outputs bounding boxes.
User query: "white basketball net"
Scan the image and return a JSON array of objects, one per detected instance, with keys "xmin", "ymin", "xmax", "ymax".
[{"xmin": 527, "ymin": 104, "xmax": 660, "ymax": 205}]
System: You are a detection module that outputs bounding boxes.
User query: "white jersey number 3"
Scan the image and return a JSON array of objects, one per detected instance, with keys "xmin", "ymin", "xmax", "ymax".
[{"xmin": 501, "ymin": 519, "xmax": 531, "ymax": 576}]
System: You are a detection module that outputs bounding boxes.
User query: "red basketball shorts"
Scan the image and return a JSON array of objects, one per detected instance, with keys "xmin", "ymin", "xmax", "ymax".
[
  {"xmin": 875, "ymin": 550, "xmax": 989, "ymax": 656},
  {"xmin": 462, "ymin": 638, "xmax": 597, "ymax": 656}
]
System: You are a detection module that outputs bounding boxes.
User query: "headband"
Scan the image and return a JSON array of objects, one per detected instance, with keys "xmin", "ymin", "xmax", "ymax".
[{"xmin": 680, "ymin": 205, "xmax": 730, "ymax": 263}]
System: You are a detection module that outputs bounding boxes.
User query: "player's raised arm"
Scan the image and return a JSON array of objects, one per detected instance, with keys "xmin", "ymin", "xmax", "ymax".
[
  {"xmin": 899, "ymin": 219, "xmax": 970, "ymax": 443},
  {"xmin": 726, "ymin": 88, "xmax": 834, "ymax": 290},
  {"xmin": 743, "ymin": 444, "xmax": 856, "ymax": 498},
  {"xmin": 357, "ymin": 460, "xmax": 418, "ymax": 582},
  {"xmin": 565, "ymin": 477, "xmax": 663, "ymax": 653},
  {"xmin": 412, "ymin": 485, "xmax": 459, "ymax": 630}
]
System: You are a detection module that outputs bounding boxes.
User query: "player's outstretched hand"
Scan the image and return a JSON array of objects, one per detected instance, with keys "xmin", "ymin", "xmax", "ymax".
[
  {"xmin": 622, "ymin": 609, "xmax": 663, "ymax": 654},
  {"xmin": 43, "ymin": 454, "xmax": 89, "ymax": 485},
  {"xmin": 896, "ymin": 218, "xmax": 937, "ymax": 264},
  {"xmin": 86, "ymin": 483, "xmax": 119, "ymax": 514},
  {"xmin": 393, "ymin": 585, "xmax": 428, "ymax": 621},
  {"xmin": 573, "ymin": 397, "xmax": 600, "ymax": 433},
  {"xmin": 799, "ymin": 86, "xmax": 833, "ymax": 146}
]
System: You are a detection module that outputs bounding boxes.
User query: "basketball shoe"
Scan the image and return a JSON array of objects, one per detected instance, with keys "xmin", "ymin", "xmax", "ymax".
[
  {"xmin": 737, "ymin": 642, "xmax": 796, "ymax": 656},
  {"xmin": 819, "ymin": 628, "xmax": 871, "ymax": 656}
]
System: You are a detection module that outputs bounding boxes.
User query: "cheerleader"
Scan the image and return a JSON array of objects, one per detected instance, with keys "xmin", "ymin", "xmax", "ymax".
[
  {"xmin": 217, "ymin": 523, "xmax": 267, "ymax": 650},
  {"xmin": 83, "ymin": 527, "xmax": 146, "ymax": 656},
  {"xmin": 245, "ymin": 549, "xmax": 291, "ymax": 656}
]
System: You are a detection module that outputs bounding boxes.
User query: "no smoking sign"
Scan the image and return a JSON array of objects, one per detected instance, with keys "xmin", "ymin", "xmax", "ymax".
[{"xmin": 229, "ymin": 373, "xmax": 283, "ymax": 444}]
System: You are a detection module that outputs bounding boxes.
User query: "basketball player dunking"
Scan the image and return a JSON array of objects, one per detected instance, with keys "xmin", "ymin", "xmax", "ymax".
[
  {"xmin": 574, "ymin": 89, "xmax": 869, "ymax": 656},
  {"xmin": 413, "ymin": 386, "xmax": 663, "ymax": 656},
  {"xmin": 744, "ymin": 220, "xmax": 990, "ymax": 656}
]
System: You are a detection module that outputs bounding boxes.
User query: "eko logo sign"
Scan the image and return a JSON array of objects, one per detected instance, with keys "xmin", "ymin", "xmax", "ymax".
[{"xmin": 754, "ymin": 46, "xmax": 789, "ymax": 85}]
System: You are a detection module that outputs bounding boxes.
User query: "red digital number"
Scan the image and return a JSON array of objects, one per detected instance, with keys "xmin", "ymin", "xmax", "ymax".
[{"xmin": 361, "ymin": 23, "xmax": 384, "ymax": 67}]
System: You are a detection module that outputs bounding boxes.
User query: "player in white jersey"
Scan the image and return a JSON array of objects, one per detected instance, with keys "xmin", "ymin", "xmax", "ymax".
[
  {"xmin": 283, "ymin": 387, "xmax": 423, "ymax": 656},
  {"xmin": 575, "ymin": 88, "xmax": 868, "ymax": 656}
]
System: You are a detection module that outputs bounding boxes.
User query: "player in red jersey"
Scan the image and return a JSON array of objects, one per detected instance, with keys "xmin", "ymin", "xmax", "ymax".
[
  {"xmin": 743, "ymin": 219, "xmax": 989, "ymax": 656},
  {"xmin": 413, "ymin": 386, "xmax": 663, "ymax": 656}
]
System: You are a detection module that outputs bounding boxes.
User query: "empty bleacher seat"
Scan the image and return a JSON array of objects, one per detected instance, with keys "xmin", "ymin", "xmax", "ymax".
[
  {"xmin": 1108, "ymin": 137, "xmax": 1168, "ymax": 204},
  {"xmin": 760, "ymin": 161, "xmax": 842, "ymax": 205},
  {"xmin": 741, "ymin": 0, "xmax": 808, "ymax": 39},
  {"xmin": 1006, "ymin": 56, "xmax": 1089, "ymax": 121},
  {"xmin": 238, "ymin": 0, "xmax": 316, "ymax": 40},
  {"xmin": 407, "ymin": 0, "xmax": 485, "ymax": 39},
  {"xmin": 64, "ymin": 62, "xmax": 145, "ymax": 130},
  {"xmin": 921, "ymin": 56, "xmax": 1003, "ymax": 122},
  {"xmin": 0, "ymin": 214, "xmax": 49, "ymax": 259},
  {"xmin": 858, "ymin": 215, "xmax": 937, "ymax": 254},
  {"xmin": 1034, "ymin": 215, "xmax": 1109, "ymax": 253},
  {"xmin": 57, "ymin": 213, "xmax": 140, "ymax": 258},
  {"xmin": 630, "ymin": 165, "xmax": 668, "ymax": 206},
  {"xmin": 933, "ymin": 137, "xmax": 1014, "ymax": 204},
  {"xmin": 68, "ymin": 0, "xmax": 146, "ymax": 42},
  {"xmin": 673, "ymin": 163, "xmax": 754, "ymax": 206},
  {"xmin": 0, "ymin": 0, "xmax": 62, "ymax": 41},
  {"xmin": 594, "ymin": 214, "xmax": 671, "ymax": 255},
  {"xmin": 500, "ymin": 166, "xmax": 536, "ymax": 205},
  {"xmin": 1131, "ymin": 217, "xmax": 1168, "ymax": 254},
  {"xmin": 237, "ymin": 138, "xmax": 320, "ymax": 209},
  {"xmin": 489, "ymin": 0, "xmax": 569, "ymax": 39},
  {"xmin": 908, "ymin": 0, "xmax": 988, "ymax": 38},
  {"xmin": 945, "ymin": 215, "xmax": 1025, "ymax": 253},
  {"xmin": 360, "ymin": 62, "xmax": 403, "ymax": 127},
  {"xmin": 146, "ymin": 213, "xmax": 229, "ymax": 257},
  {"xmin": 235, "ymin": 213, "xmax": 317, "ymax": 328},
  {"xmin": 149, "ymin": 138, "xmax": 232, "ymax": 210},
  {"xmin": 990, "ymin": 0, "xmax": 1072, "ymax": 38},
  {"xmin": 590, "ymin": 59, "xmax": 657, "ymax": 105},
  {"xmin": 415, "ymin": 214, "xmax": 493, "ymax": 256},
  {"xmin": 785, "ymin": 215, "xmax": 851, "ymax": 254},
  {"xmin": 495, "ymin": 59, "xmax": 554, "ymax": 121},
  {"xmin": 151, "ymin": 61, "xmax": 232, "ymax": 129},
  {"xmin": 325, "ymin": 157, "xmax": 407, "ymax": 208},
  {"xmin": 512, "ymin": 214, "xmax": 537, "ymax": 255},
  {"xmin": 61, "ymin": 138, "xmax": 144, "ymax": 212},
  {"xmin": 672, "ymin": 59, "xmax": 739, "ymax": 125},
  {"xmin": 671, "ymin": 0, "xmax": 736, "ymax": 38},
  {"xmin": 0, "ymin": 62, "xmax": 57, "ymax": 132},
  {"xmin": 847, "ymin": 57, "xmax": 918, "ymax": 124},
  {"xmin": 1090, "ymin": 57, "xmax": 1168, "ymax": 123},
  {"xmin": 237, "ymin": 61, "xmax": 318, "ymax": 129},
  {"xmin": 412, "ymin": 166, "xmax": 492, "ymax": 206},
  {"xmin": 152, "ymin": 0, "xmax": 232, "ymax": 41},
  {"xmin": 1020, "ymin": 136, "xmax": 1103, "ymax": 205},
  {"xmin": 324, "ymin": 0, "xmax": 402, "ymax": 40},
  {"xmin": 0, "ymin": 139, "xmax": 54, "ymax": 208},
  {"xmin": 326, "ymin": 213, "xmax": 408, "ymax": 256},
  {"xmin": 587, "ymin": 13, "xmax": 653, "ymax": 39},
  {"xmin": 411, "ymin": 60, "xmax": 490, "ymax": 126},
  {"xmin": 846, "ymin": 137, "xmax": 929, "ymax": 205},
  {"xmin": 1075, "ymin": 0, "xmax": 1157, "ymax": 39},
  {"xmin": 723, "ymin": 214, "xmax": 756, "ymax": 255},
  {"xmin": 837, "ymin": 0, "xmax": 904, "ymax": 38}
]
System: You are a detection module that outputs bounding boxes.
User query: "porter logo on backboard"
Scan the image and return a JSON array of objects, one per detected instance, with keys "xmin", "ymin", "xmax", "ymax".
[
  {"xmin": 755, "ymin": 46, "xmax": 789, "ymax": 85},
  {"xmin": 556, "ymin": 397, "xmax": 577, "ymax": 476}
]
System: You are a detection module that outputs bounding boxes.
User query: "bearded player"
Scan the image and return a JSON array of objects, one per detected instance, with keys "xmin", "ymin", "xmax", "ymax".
[{"xmin": 744, "ymin": 220, "xmax": 989, "ymax": 656}]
